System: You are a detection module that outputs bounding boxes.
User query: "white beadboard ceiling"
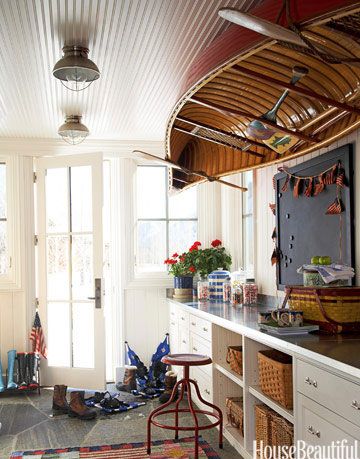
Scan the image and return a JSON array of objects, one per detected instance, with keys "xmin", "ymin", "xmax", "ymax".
[{"xmin": 0, "ymin": 0, "xmax": 262, "ymax": 141}]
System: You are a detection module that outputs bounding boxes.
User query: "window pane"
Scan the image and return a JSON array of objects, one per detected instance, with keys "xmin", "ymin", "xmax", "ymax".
[
  {"xmin": 72, "ymin": 235, "xmax": 93, "ymax": 300},
  {"xmin": 169, "ymin": 186, "xmax": 197, "ymax": 219},
  {"xmin": 169, "ymin": 221, "xmax": 197, "ymax": 257},
  {"xmin": 48, "ymin": 302, "xmax": 70, "ymax": 367},
  {"xmin": 243, "ymin": 216, "xmax": 254, "ymax": 275},
  {"xmin": 47, "ymin": 236, "xmax": 69, "ymax": 300},
  {"xmin": 0, "ymin": 221, "xmax": 6, "ymax": 274},
  {"xmin": 72, "ymin": 302, "xmax": 94, "ymax": 368},
  {"xmin": 242, "ymin": 171, "xmax": 253, "ymax": 215},
  {"xmin": 137, "ymin": 167, "xmax": 166, "ymax": 218},
  {"xmin": 71, "ymin": 166, "xmax": 92, "ymax": 232},
  {"xmin": 137, "ymin": 221, "xmax": 166, "ymax": 272},
  {"xmin": 0, "ymin": 164, "xmax": 6, "ymax": 218},
  {"xmin": 46, "ymin": 168, "xmax": 68, "ymax": 233}
]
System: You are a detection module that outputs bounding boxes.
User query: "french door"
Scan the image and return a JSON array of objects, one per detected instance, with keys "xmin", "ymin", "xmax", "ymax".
[{"xmin": 36, "ymin": 154, "xmax": 105, "ymax": 390}]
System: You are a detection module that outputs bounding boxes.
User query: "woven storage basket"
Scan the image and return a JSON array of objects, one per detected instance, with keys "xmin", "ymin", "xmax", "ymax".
[
  {"xmin": 226, "ymin": 345, "xmax": 243, "ymax": 376},
  {"xmin": 284, "ymin": 286, "xmax": 360, "ymax": 334},
  {"xmin": 255, "ymin": 404, "xmax": 274, "ymax": 449},
  {"xmin": 271, "ymin": 414, "xmax": 294, "ymax": 449},
  {"xmin": 258, "ymin": 349, "xmax": 293, "ymax": 409},
  {"xmin": 255, "ymin": 404, "xmax": 294, "ymax": 452},
  {"xmin": 225, "ymin": 397, "xmax": 244, "ymax": 436}
]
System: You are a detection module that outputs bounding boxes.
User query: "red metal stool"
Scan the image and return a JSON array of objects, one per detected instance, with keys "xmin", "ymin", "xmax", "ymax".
[{"xmin": 147, "ymin": 353, "xmax": 223, "ymax": 459}]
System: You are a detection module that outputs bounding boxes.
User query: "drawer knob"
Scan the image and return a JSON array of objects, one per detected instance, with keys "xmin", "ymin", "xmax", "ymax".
[
  {"xmin": 171, "ymin": 321, "xmax": 176, "ymax": 326},
  {"xmin": 191, "ymin": 322, "xmax": 196, "ymax": 326},
  {"xmin": 205, "ymin": 389, "xmax": 210, "ymax": 395},
  {"xmin": 182, "ymin": 340, "xmax": 187, "ymax": 344},
  {"xmin": 193, "ymin": 347, "xmax": 198, "ymax": 352},
  {"xmin": 203, "ymin": 327, "xmax": 208, "ymax": 332},
  {"xmin": 305, "ymin": 376, "xmax": 318, "ymax": 387},
  {"xmin": 351, "ymin": 400, "xmax": 360, "ymax": 410},
  {"xmin": 307, "ymin": 426, "xmax": 321, "ymax": 438},
  {"xmin": 181, "ymin": 317, "xmax": 185, "ymax": 321}
]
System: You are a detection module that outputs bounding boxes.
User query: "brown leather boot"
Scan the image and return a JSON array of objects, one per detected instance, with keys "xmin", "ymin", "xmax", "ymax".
[
  {"xmin": 159, "ymin": 371, "xmax": 178, "ymax": 404},
  {"xmin": 116, "ymin": 365, "xmax": 137, "ymax": 392},
  {"xmin": 68, "ymin": 391, "xmax": 97, "ymax": 420},
  {"xmin": 53, "ymin": 385, "xmax": 69, "ymax": 414}
]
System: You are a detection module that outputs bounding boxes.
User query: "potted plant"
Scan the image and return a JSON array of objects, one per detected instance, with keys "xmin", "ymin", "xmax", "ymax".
[
  {"xmin": 164, "ymin": 243, "xmax": 199, "ymax": 292},
  {"xmin": 192, "ymin": 239, "xmax": 232, "ymax": 279}
]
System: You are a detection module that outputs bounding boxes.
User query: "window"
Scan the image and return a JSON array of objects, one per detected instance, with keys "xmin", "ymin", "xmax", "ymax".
[
  {"xmin": 242, "ymin": 171, "xmax": 254, "ymax": 276},
  {"xmin": 136, "ymin": 166, "xmax": 198, "ymax": 273},
  {"xmin": 0, "ymin": 162, "xmax": 6, "ymax": 275}
]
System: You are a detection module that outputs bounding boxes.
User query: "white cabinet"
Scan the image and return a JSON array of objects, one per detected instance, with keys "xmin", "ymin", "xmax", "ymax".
[
  {"xmin": 297, "ymin": 393, "xmax": 360, "ymax": 448},
  {"xmin": 297, "ymin": 359, "xmax": 360, "ymax": 428}
]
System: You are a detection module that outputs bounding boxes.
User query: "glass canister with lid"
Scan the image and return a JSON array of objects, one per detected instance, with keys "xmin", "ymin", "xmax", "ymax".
[{"xmin": 242, "ymin": 278, "xmax": 258, "ymax": 305}]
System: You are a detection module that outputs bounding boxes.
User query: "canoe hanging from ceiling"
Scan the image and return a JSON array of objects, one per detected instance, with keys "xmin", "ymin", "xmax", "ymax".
[{"xmin": 165, "ymin": 0, "xmax": 360, "ymax": 190}]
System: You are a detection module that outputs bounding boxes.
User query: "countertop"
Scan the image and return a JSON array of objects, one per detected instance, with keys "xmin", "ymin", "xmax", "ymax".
[{"xmin": 168, "ymin": 298, "xmax": 360, "ymax": 380}]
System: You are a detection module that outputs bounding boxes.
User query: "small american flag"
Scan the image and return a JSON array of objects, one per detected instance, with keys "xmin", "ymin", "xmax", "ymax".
[{"xmin": 30, "ymin": 311, "xmax": 47, "ymax": 359}]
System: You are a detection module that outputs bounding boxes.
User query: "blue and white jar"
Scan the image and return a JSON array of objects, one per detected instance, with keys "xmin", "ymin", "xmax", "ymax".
[{"xmin": 208, "ymin": 268, "xmax": 230, "ymax": 302}]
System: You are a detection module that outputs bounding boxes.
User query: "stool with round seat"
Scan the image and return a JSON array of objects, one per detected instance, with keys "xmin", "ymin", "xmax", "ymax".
[{"xmin": 147, "ymin": 353, "xmax": 223, "ymax": 459}]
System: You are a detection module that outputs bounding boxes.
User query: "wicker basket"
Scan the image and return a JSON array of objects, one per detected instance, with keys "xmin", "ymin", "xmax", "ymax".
[
  {"xmin": 225, "ymin": 397, "xmax": 244, "ymax": 436},
  {"xmin": 226, "ymin": 345, "xmax": 243, "ymax": 376},
  {"xmin": 258, "ymin": 349, "xmax": 293, "ymax": 410},
  {"xmin": 255, "ymin": 404, "xmax": 294, "ymax": 452},
  {"xmin": 284, "ymin": 286, "xmax": 360, "ymax": 334}
]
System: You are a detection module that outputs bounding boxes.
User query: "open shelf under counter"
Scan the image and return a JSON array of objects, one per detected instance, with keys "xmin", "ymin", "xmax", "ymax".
[
  {"xmin": 213, "ymin": 362, "xmax": 243, "ymax": 388},
  {"xmin": 223, "ymin": 425, "xmax": 252, "ymax": 459},
  {"xmin": 249, "ymin": 385, "xmax": 294, "ymax": 424}
]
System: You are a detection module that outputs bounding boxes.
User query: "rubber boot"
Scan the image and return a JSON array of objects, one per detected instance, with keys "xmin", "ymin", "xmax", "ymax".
[
  {"xmin": 26, "ymin": 352, "xmax": 39, "ymax": 390},
  {"xmin": 7, "ymin": 350, "xmax": 17, "ymax": 389},
  {"xmin": 159, "ymin": 371, "xmax": 178, "ymax": 404},
  {"xmin": 116, "ymin": 365, "xmax": 137, "ymax": 392},
  {"xmin": 68, "ymin": 391, "xmax": 97, "ymax": 420},
  {"xmin": 17, "ymin": 353, "xmax": 28, "ymax": 390},
  {"xmin": 0, "ymin": 358, "xmax": 5, "ymax": 392},
  {"xmin": 53, "ymin": 385, "xmax": 69, "ymax": 414}
]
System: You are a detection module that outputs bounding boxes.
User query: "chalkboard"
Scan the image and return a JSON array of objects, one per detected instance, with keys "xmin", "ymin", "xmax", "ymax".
[{"xmin": 275, "ymin": 144, "xmax": 354, "ymax": 289}]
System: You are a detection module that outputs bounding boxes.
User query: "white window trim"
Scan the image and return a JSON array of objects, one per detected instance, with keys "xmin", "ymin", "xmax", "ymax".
[{"xmin": 0, "ymin": 155, "xmax": 22, "ymax": 289}]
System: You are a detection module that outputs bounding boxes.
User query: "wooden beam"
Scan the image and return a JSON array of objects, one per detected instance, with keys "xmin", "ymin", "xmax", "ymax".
[
  {"xmin": 173, "ymin": 125, "xmax": 264, "ymax": 158},
  {"xmin": 190, "ymin": 96, "xmax": 319, "ymax": 143},
  {"xmin": 177, "ymin": 115, "xmax": 272, "ymax": 151},
  {"xmin": 233, "ymin": 64, "xmax": 360, "ymax": 116}
]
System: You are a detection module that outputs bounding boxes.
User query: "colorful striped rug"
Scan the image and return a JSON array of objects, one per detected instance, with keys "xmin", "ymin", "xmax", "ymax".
[{"xmin": 10, "ymin": 437, "xmax": 221, "ymax": 458}]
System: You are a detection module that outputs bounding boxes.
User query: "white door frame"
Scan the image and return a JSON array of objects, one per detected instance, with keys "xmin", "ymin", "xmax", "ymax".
[{"xmin": 36, "ymin": 153, "xmax": 106, "ymax": 390}]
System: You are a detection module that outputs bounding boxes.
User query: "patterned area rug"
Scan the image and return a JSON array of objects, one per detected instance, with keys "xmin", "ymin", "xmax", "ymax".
[{"xmin": 10, "ymin": 437, "xmax": 221, "ymax": 458}]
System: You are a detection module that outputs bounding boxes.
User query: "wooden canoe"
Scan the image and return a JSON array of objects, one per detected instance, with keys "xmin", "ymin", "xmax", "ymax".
[{"xmin": 166, "ymin": 0, "xmax": 360, "ymax": 189}]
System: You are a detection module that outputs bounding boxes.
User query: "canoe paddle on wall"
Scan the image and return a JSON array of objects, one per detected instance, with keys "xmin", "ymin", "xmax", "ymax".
[{"xmin": 245, "ymin": 66, "xmax": 308, "ymax": 154}]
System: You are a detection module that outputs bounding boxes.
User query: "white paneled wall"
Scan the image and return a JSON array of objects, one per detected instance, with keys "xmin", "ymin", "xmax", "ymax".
[
  {"xmin": 0, "ymin": 156, "xmax": 35, "ymax": 367},
  {"xmin": 255, "ymin": 131, "xmax": 359, "ymax": 297}
]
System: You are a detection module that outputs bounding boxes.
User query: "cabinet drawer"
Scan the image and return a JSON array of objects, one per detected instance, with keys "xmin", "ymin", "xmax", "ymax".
[
  {"xmin": 169, "ymin": 303, "xmax": 178, "ymax": 321},
  {"xmin": 297, "ymin": 359, "xmax": 360, "ymax": 427},
  {"xmin": 179, "ymin": 328, "xmax": 190, "ymax": 354},
  {"xmin": 298, "ymin": 393, "xmax": 360, "ymax": 448},
  {"xmin": 190, "ymin": 333, "xmax": 212, "ymax": 378},
  {"xmin": 190, "ymin": 314, "xmax": 212, "ymax": 341},
  {"xmin": 178, "ymin": 309, "xmax": 190, "ymax": 330},
  {"xmin": 192, "ymin": 367, "xmax": 213, "ymax": 405}
]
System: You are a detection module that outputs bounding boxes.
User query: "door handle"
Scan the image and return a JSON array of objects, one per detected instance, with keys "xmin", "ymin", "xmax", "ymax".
[{"xmin": 88, "ymin": 278, "xmax": 102, "ymax": 309}]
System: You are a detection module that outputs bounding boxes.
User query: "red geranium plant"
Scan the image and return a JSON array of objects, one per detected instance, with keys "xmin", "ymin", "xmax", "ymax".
[{"xmin": 164, "ymin": 239, "xmax": 231, "ymax": 278}]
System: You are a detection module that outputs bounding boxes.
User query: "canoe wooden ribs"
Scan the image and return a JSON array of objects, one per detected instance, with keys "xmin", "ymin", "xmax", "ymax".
[{"xmin": 167, "ymin": 0, "xmax": 360, "ymax": 190}]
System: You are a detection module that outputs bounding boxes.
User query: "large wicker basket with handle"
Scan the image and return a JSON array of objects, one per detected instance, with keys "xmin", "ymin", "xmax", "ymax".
[
  {"xmin": 226, "ymin": 345, "xmax": 243, "ymax": 376},
  {"xmin": 258, "ymin": 349, "xmax": 293, "ymax": 410},
  {"xmin": 283, "ymin": 286, "xmax": 360, "ymax": 334},
  {"xmin": 255, "ymin": 404, "xmax": 294, "ymax": 451}
]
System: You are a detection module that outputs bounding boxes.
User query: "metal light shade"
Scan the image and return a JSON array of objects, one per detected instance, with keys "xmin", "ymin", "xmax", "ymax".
[
  {"xmin": 58, "ymin": 115, "xmax": 89, "ymax": 145},
  {"xmin": 53, "ymin": 46, "xmax": 100, "ymax": 91}
]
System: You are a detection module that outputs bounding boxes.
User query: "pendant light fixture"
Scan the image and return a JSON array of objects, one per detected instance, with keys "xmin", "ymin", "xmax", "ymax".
[
  {"xmin": 58, "ymin": 115, "xmax": 89, "ymax": 145},
  {"xmin": 53, "ymin": 45, "xmax": 100, "ymax": 91}
]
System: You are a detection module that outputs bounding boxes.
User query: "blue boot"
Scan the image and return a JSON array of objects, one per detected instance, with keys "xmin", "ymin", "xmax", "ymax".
[
  {"xmin": 7, "ymin": 350, "xmax": 17, "ymax": 389},
  {"xmin": 0, "ymin": 358, "xmax": 5, "ymax": 392}
]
